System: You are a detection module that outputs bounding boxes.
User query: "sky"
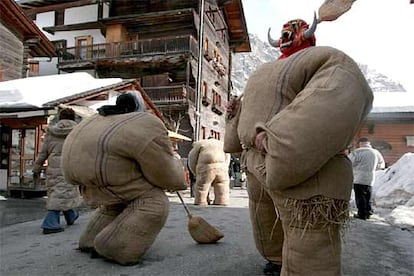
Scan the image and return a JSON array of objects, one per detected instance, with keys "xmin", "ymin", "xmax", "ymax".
[{"xmin": 241, "ymin": 0, "xmax": 414, "ymax": 93}]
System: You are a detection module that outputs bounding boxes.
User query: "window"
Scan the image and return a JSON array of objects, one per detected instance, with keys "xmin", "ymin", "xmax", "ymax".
[
  {"xmin": 406, "ymin": 136, "xmax": 414, "ymax": 147},
  {"xmin": 53, "ymin": 40, "xmax": 67, "ymax": 51},
  {"xmin": 209, "ymin": 130, "xmax": 220, "ymax": 140},
  {"xmin": 212, "ymin": 90, "xmax": 221, "ymax": 106},
  {"xmin": 75, "ymin": 36, "xmax": 92, "ymax": 60},
  {"xmin": 202, "ymin": 82, "xmax": 208, "ymax": 97},
  {"xmin": 28, "ymin": 61, "xmax": 39, "ymax": 76},
  {"xmin": 201, "ymin": 126, "xmax": 206, "ymax": 139},
  {"xmin": 204, "ymin": 37, "xmax": 209, "ymax": 53}
]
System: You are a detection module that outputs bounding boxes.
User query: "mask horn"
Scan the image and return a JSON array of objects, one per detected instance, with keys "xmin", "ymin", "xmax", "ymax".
[
  {"xmin": 267, "ymin": 27, "xmax": 280, "ymax": 48},
  {"xmin": 303, "ymin": 12, "xmax": 318, "ymax": 39}
]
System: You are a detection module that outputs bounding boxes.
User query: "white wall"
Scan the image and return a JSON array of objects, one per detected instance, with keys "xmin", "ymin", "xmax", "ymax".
[
  {"xmin": 54, "ymin": 29, "xmax": 106, "ymax": 47},
  {"xmin": 32, "ymin": 4, "xmax": 107, "ymax": 76},
  {"xmin": 0, "ymin": 170, "xmax": 7, "ymax": 191},
  {"xmin": 65, "ymin": 4, "xmax": 98, "ymax": 25}
]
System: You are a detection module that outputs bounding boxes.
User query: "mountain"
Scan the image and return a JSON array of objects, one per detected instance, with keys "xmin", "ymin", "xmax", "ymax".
[{"xmin": 231, "ymin": 34, "xmax": 406, "ymax": 95}]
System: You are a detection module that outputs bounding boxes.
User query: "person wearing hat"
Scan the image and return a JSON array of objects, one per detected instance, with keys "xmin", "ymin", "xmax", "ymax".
[
  {"xmin": 224, "ymin": 16, "xmax": 373, "ymax": 276},
  {"xmin": 61, "ymin": 92, "xmax": 187, "ymax": 265},
  {"xmin": 348, "ymin": 137, "xmax": 385, "ymax": 220}
]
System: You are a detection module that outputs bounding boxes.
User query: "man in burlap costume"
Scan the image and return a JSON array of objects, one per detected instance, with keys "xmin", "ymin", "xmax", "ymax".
[
  {"xmin": 188, "ymin": 138, "xmax": 230, "ymax": 206},
  {"xmin": 61, "ymin": 92, "xmax": 186, "ymax": 265},
  {"xmin": 224, "ymin": 17, "xmax": 373, "ymax": 276}
]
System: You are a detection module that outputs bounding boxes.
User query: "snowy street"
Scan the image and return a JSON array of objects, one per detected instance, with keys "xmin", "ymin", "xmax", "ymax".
[{"xmin": 1, "ymin": 188, "xmax": 413, "ymax": 276}]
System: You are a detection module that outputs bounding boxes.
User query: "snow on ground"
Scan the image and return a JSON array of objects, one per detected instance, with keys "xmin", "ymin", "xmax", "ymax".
[{"xmin": 373, "ymin": 153, "xmax": 414, "ymax": 228}]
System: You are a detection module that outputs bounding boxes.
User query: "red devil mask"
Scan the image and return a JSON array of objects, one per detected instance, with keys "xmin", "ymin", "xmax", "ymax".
[{"xmin": 268, "ymin": 13, "xmax": 317, "ymax": 59}]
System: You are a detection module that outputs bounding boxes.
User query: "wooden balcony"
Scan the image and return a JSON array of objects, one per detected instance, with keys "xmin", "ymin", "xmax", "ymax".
[
  {"xmin": 143, "ymin": 85, "xmax": 196, "ymax": 109},
  {"xmin": 58, "ymin": 35, "xmax": 198, "ymax": 69}
]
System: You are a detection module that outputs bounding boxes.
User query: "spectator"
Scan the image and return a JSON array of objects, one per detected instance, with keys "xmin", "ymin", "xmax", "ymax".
[
  {"xmin": 33, "ymin": 107, "xmax": 82, "ymax": 234},
  {"xmin": 348, "ymin": 137, "xmax": 385, "ymax": 220},
  {"xmin": 61, "ymin": 92, "xmax": 186, "ymax": 265}
]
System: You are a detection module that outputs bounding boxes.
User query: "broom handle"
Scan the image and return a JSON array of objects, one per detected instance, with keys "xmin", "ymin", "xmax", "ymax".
[{"xmin": 176, "ymin": 191, "xmax": 192, "ymax": 217}]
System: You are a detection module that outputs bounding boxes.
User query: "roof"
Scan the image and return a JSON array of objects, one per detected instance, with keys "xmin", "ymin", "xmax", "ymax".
[
  {"xmin": 0, "ymin": 72, "xmax": 122, "ymax": 109},
  {"xmin": 0, "ymin": 0, "xmax": 55, "ymax": 57},
  {"xmin": 367, "ymin": 92, "xmax": 414, "ymax": 121},
  {"xmin": 16, "ymin": 0, "xmax": 251, "ymax": 53},
  {"xmin": 371, "ymin": 92, "xmax": 414, "ymax": 113},
  {"xmin": 0, "ymin": 72, "xmax": 164, "ymax": 121},
  {"xmin": 223, "ymin": 0, "xmax": 251, "ymax": 52}
]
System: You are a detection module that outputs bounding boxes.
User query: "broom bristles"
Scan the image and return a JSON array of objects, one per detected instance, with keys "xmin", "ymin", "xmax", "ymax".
[{"xmin": 188, "ymin": 215, "xmax": 224, "ymax": 244}]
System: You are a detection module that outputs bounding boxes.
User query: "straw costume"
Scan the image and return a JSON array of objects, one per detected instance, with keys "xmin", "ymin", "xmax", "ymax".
[
  {"xmin": 224, "ymin": 15, "xmax": 373, "ymax": 275},
  {"xmin": 188, "ymin": 138, "xmax": 231, "ymax": 206},
  {"xmin": 61, "ymin": 92, "xmax": 186, "ymax": 265}
]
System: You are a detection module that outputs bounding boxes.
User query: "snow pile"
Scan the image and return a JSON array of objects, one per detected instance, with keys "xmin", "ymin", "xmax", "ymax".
[
  {"xmin": 0, "ymin": 72, "xmax": 122, "ymax": 108},
  {"xmin": 373, "ymin": 153, "xmax": 414, "ymax": 227}
]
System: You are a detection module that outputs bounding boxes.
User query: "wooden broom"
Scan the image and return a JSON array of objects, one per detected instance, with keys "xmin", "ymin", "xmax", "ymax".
[{"xmin": 176, "ymin": 191, "xmax": 224, "ymax": 244}]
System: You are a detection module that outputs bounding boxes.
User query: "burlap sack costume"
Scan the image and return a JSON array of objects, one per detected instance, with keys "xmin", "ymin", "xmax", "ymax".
[
  {"xmin": 62, "ymin": 111, "xmax": 186, "ymax": 265},
  {"xmin": 188, "ymin": 139, "xmax": 231, "ymax": 206},
  {"xmin": 224, "ymin": 46, "xmax": 373, "ymax": 275}
]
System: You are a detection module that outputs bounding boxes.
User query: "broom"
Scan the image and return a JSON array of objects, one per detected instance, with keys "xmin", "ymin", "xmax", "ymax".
[{"xmin": 176, "ymin": 191, "xmax": 224, "ymax": 244}]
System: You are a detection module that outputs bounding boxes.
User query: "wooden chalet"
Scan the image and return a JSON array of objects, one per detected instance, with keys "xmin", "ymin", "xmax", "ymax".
[
  {"xmin": 352, "ymin": 93, "xmax": 414, "ymax": 167},
  {"xmin": 18, "ymin": 0, "xmax": 251, "ymax": 157},
  {"xmin": 0, "ymin": 0, "xmax": 55, "ymax": 81},
  {"xmin": 0, "ymin": 74, "xmax": 162, "ymax": 196}
]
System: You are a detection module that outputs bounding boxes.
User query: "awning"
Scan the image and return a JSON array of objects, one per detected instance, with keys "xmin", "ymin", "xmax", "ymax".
[{"xmin": 59, "ymin": 104, "xmax": 97, "ymax": 118}]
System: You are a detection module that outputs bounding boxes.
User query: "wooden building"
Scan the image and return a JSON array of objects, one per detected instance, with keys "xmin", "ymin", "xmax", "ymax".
[
  {"xmin": 0, "ymin": 0, "xmax": 55, "ymax": 81},
  {"xmin": 352, "ymin": 92, "xmax": 414, "ymax": 167},
  {"xmin": 18, "ymin": 0, "xmax": 251, "ymax": 157}
]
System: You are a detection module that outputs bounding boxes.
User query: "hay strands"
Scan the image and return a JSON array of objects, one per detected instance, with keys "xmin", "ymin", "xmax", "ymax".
[{"xmin": 176, "ymin": 191, "xmax": 224, "ymax": 244}]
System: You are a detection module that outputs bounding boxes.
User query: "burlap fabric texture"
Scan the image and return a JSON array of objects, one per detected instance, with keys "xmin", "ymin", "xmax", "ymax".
[
  {"xmin": 62, "ymin": 112, "xmax": 186, "ymax": 265},
  {"xmin": 188, "ymin": 139, "xmax": 231, "ymax": 206},
  {"xmin": 224, "ymin": 46, "xmax": 373, "ymax": 275}
]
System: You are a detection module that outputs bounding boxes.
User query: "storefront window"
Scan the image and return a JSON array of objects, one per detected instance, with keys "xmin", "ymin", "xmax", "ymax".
[{"xmin": 9, "ymin": 129, "xmax": 37, "ymax": 189}]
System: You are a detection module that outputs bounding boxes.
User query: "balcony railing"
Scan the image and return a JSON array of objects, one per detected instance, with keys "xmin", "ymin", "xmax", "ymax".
[
  {"xmin": 58, "ymin": 35, "xmax": 199, "ymax": 64},
  {"xmin": 143, "ymin": 85, "xmax": 196, "ymax": 105}
]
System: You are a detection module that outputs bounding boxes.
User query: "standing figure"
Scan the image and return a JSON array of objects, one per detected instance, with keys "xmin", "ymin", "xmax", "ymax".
[
  {"xmin": 348, "ymin": 137, "xmax": 385, "ymax": 220},
  {"xmin": 33, "ymin": 108, "xmax": 81, "ymax": 234},
  {"xmin": 188, "ymin": 138, "xmax": 231, "ymax": 206},
  {"xmin": 61, "ymin": 92, "xmax": 186, "ymax": 265},
  {"xmin": 224, "ymin": 16, "xmax": 373, "ymax": 276}
]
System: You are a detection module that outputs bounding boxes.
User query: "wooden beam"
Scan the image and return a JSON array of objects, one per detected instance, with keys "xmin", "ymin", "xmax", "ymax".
[{"xmin": 22, "ymin": 0, "xmax": 98, "ymax": 16}]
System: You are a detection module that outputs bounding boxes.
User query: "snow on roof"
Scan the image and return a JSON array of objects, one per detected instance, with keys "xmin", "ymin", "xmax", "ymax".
[
  {"xmin": 0, "ymin": 72, "xmax": 122, "ymax": 109},
  {"xmin": 371, "ymin": 92, "xmax": 414, "ymax": 113}
]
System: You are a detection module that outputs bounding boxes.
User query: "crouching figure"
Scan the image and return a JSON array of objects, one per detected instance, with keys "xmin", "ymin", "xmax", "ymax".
[{"xmin": 61, "ymin": 92, "xmax": 186, "ymax": 265}]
